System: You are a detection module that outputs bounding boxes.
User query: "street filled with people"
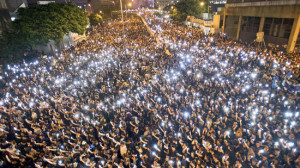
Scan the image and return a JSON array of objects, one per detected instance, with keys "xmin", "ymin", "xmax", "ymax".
[{"xmin": 0, "ymin": 11, "xmax": 299, "ymax": 168}]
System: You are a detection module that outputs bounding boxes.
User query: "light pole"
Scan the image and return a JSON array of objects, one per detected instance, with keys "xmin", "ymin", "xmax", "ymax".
[
  {"xmin": 207, "ymin": 1, "xmax": 209, "ymax": 14},
  {"xmin": 126, "ymin": 3, "xmax": 132, "ymax": 17},
  {"xmin": 200, "ymin": 2, "xmax": 204, "ymax": 7},
  {"xmin": 120, "ymin": 0, "xmax": 124, "ymax": 23},
  {"xmin": 125, "ymin": 3, "xmax": 127, "ymax": 17},
  {"xmin": 119, "ymin": 0, "xmax": 125, "ymax": 50},
  {"xmin": 200, "ymin": 1, "xmax": 209, "ymax": 14}
]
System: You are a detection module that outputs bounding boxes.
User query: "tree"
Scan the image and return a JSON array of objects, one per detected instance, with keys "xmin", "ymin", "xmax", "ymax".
[
  {"xmin": 0, "ymin": 25, "xmax": 30, "ymax": 62},
  {"xmin": 0, "ymin": 2, "xmax": 88, "ymax": 63},
  {"xmin": 165, "ymin": 0, "xmax": 207, "ymax": 21},
  {"xmin": 89, "ymin": 13, "xmax": 103, "ymax": 26},
  {"xmin": 16, "ymin": 2, "xmax": 88, "ymax": 44}
]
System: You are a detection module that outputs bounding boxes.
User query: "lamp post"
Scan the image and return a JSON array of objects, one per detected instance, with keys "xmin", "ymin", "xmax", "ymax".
[
  {"xmin": 120, "ymin": 0, "xmax": 124, "ymax": 23},
  {"xmin": 200, "ymin": 1, "xmax": 209, "ymax": 14},
  {"xmin": 119, "ymin": 0, "xmax": 125, "ymax": 50},
  {"xmin": 200, "ymin": 2, "xmax": 204, "ymax": 7},
  {"xmin": 207, "ymin": 1, "xmax": 209, "ymax": 14},
  {"xmin": 126, "ymin": 2, "xmax": 132, "ymax": 17}
]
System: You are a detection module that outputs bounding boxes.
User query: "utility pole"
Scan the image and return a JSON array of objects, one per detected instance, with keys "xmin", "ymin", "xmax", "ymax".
[
  {"xmin": 119, "ymin": 0, "xmax": 125, "ymax": 51},
  {"xmin": 125, "ymin": 4, "xmax": 127, "ymax": 17},
  {"xmin": 207, "ymin": 0, "xmax": 209, "ymax": 14}
]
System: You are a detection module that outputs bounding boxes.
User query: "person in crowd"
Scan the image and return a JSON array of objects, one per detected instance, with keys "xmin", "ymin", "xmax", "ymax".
[{"xmin": 0, "ymin": 11, "xmax": 299, "ymax": 168}]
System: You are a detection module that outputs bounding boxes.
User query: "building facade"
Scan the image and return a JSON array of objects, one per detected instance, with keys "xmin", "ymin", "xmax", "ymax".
[
  {"xmin": 220, "ymin": 0, "xmax": 300, "ymax": 52},
  {"xmin": 209, "ymin": 0, "xmax": 226, "ymax": 13}
]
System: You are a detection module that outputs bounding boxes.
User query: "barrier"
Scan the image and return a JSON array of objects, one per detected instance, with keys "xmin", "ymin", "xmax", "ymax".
[{"xmin": 137, "ymin": 14, "xmax": 171, "ymax": 56}]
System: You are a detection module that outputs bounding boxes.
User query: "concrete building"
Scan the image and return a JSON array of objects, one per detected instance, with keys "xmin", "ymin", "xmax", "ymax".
[
  {"xmin": 209, "ymin": 0, "xmax": 226, "ymax": 13},
  {"xmin": 217, "ymin": 0, "xmax": 300, "ymax": 52}
]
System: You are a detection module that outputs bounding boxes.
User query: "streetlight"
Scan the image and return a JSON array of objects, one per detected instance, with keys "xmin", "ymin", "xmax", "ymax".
[
  {"xmin": 119, "ymin": 0, "xmax": 125, "ymax": 49},
  {"xmin": 200, "ymin": 1, "xmax": 209, "ymax": 14},
  {"xmin": 125, "ymin": 2, "xmax": 132, "ymax": 17},
  {"xmin": 120, "ymin": 0, "xmax": 124, "ymax": 23}
]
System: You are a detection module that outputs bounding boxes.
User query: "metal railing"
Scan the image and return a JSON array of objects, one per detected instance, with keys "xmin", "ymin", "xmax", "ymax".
[{"xmin": 186, "ymin": 16, "xmax": 214, "ymax": 27}]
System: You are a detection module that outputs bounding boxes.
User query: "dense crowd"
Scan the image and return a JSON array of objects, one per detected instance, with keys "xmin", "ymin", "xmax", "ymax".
[{"xmin": 0, "ymin": 11, "xmax": 299, "ymax": 168}]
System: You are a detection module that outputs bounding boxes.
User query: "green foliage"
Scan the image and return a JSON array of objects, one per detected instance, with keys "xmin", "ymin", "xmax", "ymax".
[
  {"xmin": 89, "ymin": 13, "xmax": 103, "ymax": 26},
  {"xmin": 15, "ymin": 3, "xmax": 88, "ymax": 44},
  {"xmin": 0, "ymin": 25, "xmax": 30, "ymax": 63},
  {"xmin": 1, "ymin": 2, "xmax": 88, "ymax": 63},
  {"xmin": 165, "ymin": 0, "xmax": 207, "ymax": 21}
]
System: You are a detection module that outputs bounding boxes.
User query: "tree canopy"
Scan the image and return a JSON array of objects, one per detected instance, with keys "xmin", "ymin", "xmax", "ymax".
[
  {"xmin": 0, "ymin": 2, "xmax": 88, "ymax": 63},
  {"xmin": 89, "ymin": 13, "xmax": 103, "ymax": 26},
  {"xmin": 165, "ymin": 0, "xmax": 208, "ymax": 21}
]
